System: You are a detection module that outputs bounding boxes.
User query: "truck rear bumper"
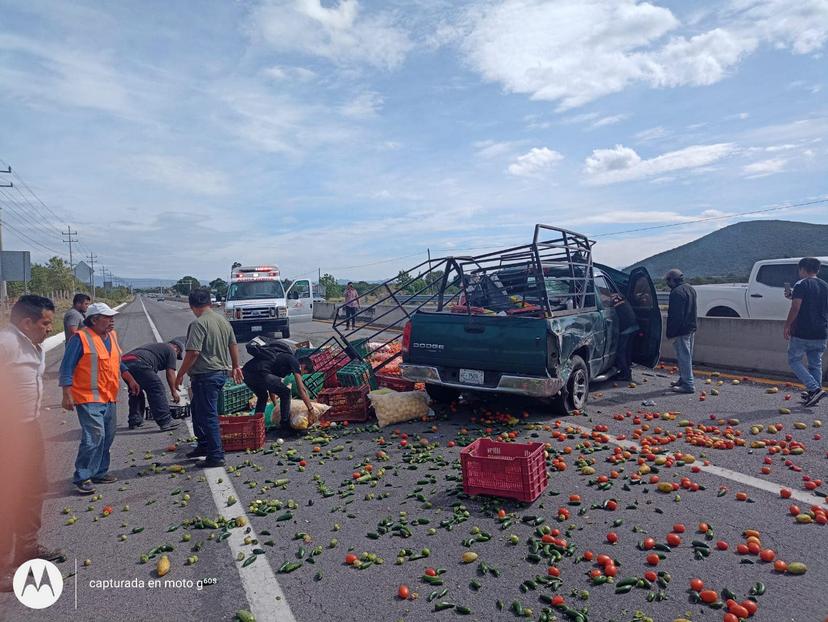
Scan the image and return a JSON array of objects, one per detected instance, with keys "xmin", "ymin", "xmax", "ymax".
[{"xmin": 401, "ymin": 364, "xmax": 564, "ymax": 398}]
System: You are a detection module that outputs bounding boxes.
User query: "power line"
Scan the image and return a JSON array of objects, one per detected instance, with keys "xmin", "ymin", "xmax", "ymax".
[
  {"xmin": 0, "ymin": 158, "xmax": 67, "ymax": 225},
  {"xmin": 0, "ymin": 216, "xmax": 64, "ymax": 255},
  {"xmin": 0, "ymin": 188, "xmax": 64, "ymax": 241}
]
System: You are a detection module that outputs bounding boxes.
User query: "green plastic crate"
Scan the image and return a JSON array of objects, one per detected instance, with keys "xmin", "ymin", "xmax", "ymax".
[
  {"xmin": 336, "ymin": 360, "xmax": 377, "ymax": 390},
  {"xmin": 218, "ymin": 380, "xmax": 254, "ymax": 415},
  {"xmin": 284, "ymin": 372, "xmax": 325, "ymax": 399}
]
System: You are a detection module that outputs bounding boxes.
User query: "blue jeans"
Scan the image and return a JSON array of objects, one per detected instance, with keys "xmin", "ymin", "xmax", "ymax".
[
  {"xmin": 191, "ymin": 371, "xmax": 228, "ymax": 461},
  {"xmin": 672, "ymin": 333, "xmax": 695, "ymax": 390},
  {"xmin": 788, "ymin": 337, "xmax": 827, "ymax": 392},
  {"xmin": 73, "ymin": 402, "xmax": 117, "ymax": 485}
]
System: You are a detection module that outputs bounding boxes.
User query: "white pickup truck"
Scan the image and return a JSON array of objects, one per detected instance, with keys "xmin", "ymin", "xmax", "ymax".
[{"xmin": 695, "ymin": 257, "xmax": 828, "ymax": 320}]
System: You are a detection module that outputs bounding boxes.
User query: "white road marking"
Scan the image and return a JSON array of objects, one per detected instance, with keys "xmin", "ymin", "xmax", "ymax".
[
  {"xmin": 139, "ymin": 296, "xmax": 297, "ymax": 622},
  {"xmin": 565, "ymin": 421, "xmax": 827, "ymax": 508}
]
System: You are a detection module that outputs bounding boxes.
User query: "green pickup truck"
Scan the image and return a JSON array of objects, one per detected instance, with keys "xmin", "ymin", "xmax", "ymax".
[{"xmin": 399, "ymin": 225, "xmax": 661, "ymax": 414}]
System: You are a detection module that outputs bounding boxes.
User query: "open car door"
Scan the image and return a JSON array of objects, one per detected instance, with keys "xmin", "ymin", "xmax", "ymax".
[
  {"xmin": 594, "ymin": 264, "xmax": 662, "ymax": 368},
  {"xmin": 285, "ymin": 279, "xmax": 313, "ymax": 322}
]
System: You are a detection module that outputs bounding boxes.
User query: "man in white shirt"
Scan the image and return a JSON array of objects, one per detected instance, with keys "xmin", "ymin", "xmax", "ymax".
[{"xmin": 0, "ymin": 295, "xmax": 65, "ymax": 591}]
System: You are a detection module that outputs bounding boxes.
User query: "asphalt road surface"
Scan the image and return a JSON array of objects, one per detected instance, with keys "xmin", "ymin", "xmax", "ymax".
[{"xmin": 1, "ymin": 296, "xmax": 826, "ymax": 622}]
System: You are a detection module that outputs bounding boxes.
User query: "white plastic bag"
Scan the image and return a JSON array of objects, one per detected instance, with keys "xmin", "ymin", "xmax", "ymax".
[
  {"xmin": 369, "ymin": 391, "xmax": 430, "ymax": 428},
  {"xmin": 289, "ymin": 400, "xmax": 330, "ymax": 430}
]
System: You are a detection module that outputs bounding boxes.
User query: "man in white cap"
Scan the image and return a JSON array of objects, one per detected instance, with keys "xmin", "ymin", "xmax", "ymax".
[{"xmin": 59, "ymin": 302, "xmax": 140, "ymax": 495}]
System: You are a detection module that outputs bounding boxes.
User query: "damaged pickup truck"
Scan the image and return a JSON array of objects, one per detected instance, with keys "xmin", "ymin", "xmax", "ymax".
[{"xmin": 398, "ymin": 225, "xmax": 662, "ymax": 414}]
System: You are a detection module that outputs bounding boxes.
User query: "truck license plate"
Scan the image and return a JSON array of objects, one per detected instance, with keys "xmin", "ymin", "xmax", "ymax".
[
  {"xmin": 251, "ymin": 326, "xmax": 262, "ymax": 332},
  {"xmin": 459, "ymin": 368, "xmax": 485, "ymax": 385}
]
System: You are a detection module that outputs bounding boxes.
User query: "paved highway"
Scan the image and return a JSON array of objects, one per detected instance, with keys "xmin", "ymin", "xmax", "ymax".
[{"xmin": 1, "ymin": 296, "xmax": 826, "ymax": 622}]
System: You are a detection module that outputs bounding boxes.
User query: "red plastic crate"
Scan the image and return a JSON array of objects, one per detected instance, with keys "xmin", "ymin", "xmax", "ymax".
[
  {"xmin": 460, "ymin": 438, "xmax": 548, "ymax": 503},
  {"xmin": 317, "ymin": 386, "xmax": 370, "ymax": 423},
  {"xmin": 375, "ymin": 373, "xmax": 415, "ymax": 392},
  {"xmin": 219, "ymin": 412, "xmax": 265, "ymax": 452}
]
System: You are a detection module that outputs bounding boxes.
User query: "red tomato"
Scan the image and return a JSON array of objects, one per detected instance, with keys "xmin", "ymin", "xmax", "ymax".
[
  {"xmin": 774, "ymin": 560, "xmax": 787, "ymax": 573},
  {"xmin": 547, "ymin": 566, "xmax": 560, "ymax": 577},
  {"xmin": 666, "ymin": 533, "xmax": 681, "ymax": 547},
  {"xmin": 699, "ymin": 589, "xmax": 718, "ymax": 604},
  {"xmin": 298, "ymin": 460, "xmax": 307, "ymax": 468},
  {"xmin": 644, "ymin": 571, "xmax": 657, "ymax": 582},
  {"xmin": 741, "ymin": 600, "xmax": 758, "ymax": 615},
  {"xmin": 724, "ymin": 614, "xmax": 739, "ymax": 622},
  {"xmin": 596, "ymin": 554, "xmax": 611, "ymax": 567},
  {"xmin": 398, "ymin": 585, "xmax": 410, "ymax": 600},
  {"xmin": 606, "ymin": 532, "xmax": 619, "ymax": 544},
  {"xmin": 582, "ymin": 550, "xmax": 594, "ymax": 561},
  {"xmin": 551, "ymin": 595, "xmax": 564, "ymax": 607},
  {"xmin": 690, "ymin": 578, "xmax": 704, "ymax": 592},
  {"xmin": 424, "ymin": 567, "xmax": 437, "ymax": 577},
  {"xmin": 604, "ymin": 564, "xmax": 618, "ymax": 577},
  {"xmin": 789, "ymin": 504, "xmax": 801, "ymax": 516},
  {"xmin": 716, "ymin": 540, "xmax": 729, "ymax": 551},
  {"xmin": 642, "ymin": 537, "xmax": 656, "ymax": 550},
  {"xmin": 345, "ymin": 553, "xmax": 358, "ymax": 565},
  {"xmin": 497, "ymin": 509, "xmax": 507, "ymax": 520},
  {"xmin": 760, "ymin": 549, "xmax": 776, "ymax": 562},
  {"xmin": 645, "ymin": 553, "xmax": 660, "ymax": 566},
  {"xmin": 728, "ymin": 604, "xmax": 749, "ymax": 619}
]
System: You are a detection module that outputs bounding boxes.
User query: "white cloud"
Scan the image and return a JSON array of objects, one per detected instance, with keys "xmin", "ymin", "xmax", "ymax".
[
  {"xmin": 580, "ymin": 208, "xmax": 729, "ymax": 224},
  {"xmin": 262, "ymin": 65, "xmax": 317, "ymax": 82},
  {"xmin": 591, "ymin": 114, "xmax": 629, "ymax": 128},
  {"xmin": 458, "ymin": 0, "xmax": 828, "ymax": 110},
  {"xmin": 584, "ymin": 143, "xmax": 736, "ymax": 184},
  {"xmin": 252, "ymin": 0, "xmax": 412, "ymax": 70},
  {"xmin": 635, "ymin": 126, "xmax": 668, "ymax": 142},
  {"xmin": 474, "ymin": 139, "xmax": 527, "ymax": 160},
  {"xmin": 742, "ymin": 157, "xmax": 787, "ymax": 177},
  {"xmin": 340, "ymin": 91, "xmax": 384, "ymax": 118},
  {"xmin": 0, "ymin": 33, "xmax": 139, "ymax": 117},
  {"xmin": 129, "ymin": 155, "xmax": 230, "ymax": 196},
  {"xmin": 729, "ymin": 0, "xmax": 828, "ymax": 55},
  {"xmin": 507, "ymin": 147, "xmax": 564, "ymax": 177}
]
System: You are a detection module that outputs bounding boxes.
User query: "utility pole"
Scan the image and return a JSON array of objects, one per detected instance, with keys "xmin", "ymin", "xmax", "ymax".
[
  {"xmin": 87, "ymin": 253, "xmax": 97, "ymax": 298},
  {"xmin": 0, "ymin": 167, "xmax": 12, "ymax": 303},
  {"xmin": 62, "ymin": 226, "xmax": 78, "ymax": 271}
]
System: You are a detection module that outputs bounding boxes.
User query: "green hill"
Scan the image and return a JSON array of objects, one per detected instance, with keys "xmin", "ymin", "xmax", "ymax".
[{"xmin": 627, "ymin": 220, "xmax": 828, "ymax": 279}]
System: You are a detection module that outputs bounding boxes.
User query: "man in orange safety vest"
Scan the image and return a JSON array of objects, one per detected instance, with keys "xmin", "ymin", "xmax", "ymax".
[{"xmin": 59, "ymin": 303, "xmax": 140, "ymax": 495}]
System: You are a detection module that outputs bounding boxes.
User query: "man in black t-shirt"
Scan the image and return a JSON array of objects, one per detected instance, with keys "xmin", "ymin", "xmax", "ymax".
[
  {"xmin": 123, "ymin": 338, "xmax": 185, "ymax": 430},
  {"xmin": 243, "ymin": 352, "xmax": 314, "ymax": 434},
  {"xmin": 611, "ymin": 294, "xmax": 640, "ymax": 382},
  {"xmin": 784, "ymin": 257, "xmax": 828, "ymax": 407}
]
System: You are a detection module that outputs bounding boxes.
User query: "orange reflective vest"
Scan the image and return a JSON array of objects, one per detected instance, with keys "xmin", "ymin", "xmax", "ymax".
[{"xmin": 70, "ymin": 328, "xmax": 122, "ymax": 404}]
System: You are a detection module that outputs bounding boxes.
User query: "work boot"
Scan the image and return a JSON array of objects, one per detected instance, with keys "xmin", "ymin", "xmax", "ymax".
[
  {"xmin": 197, "ymin": 458, "xmax": 226, "ymax": 469},
  {"xmin": 185, "ymin": 447, "xmax": 208, "ymax": 459},
  {"xmin": 157, "ymin": 420, "xmax": 180, "ymax": 432},
  {"xmin": 75, "ymin": 480, "xmax": 96, "ymax": 495},
  {"xmin": 803, "ymin": 389, "xmax": 826, "ymax": 408},
  {"xmin": 91, "ymin": 474, "xmax": 118, "ymax": 484},
  {"xmin": 128, "ymin": 420, "xmax": 143, "ymax": 430}
]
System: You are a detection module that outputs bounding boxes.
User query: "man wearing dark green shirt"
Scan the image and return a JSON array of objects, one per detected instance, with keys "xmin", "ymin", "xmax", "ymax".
[{"xmin": 175, "ymin": 289, "xmax": 243, "ymax": 467}]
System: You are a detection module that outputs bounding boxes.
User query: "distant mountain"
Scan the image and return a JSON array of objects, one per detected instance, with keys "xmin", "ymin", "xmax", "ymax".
[{"xmin": 627, "ymin": 220, "xmax": 828, "ymax": 279}]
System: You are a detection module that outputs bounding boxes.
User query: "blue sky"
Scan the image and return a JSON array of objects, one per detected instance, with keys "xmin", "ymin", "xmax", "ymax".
[{"xmin": 0, "ymin": 0, "xmax": 826, "ymax": 284}]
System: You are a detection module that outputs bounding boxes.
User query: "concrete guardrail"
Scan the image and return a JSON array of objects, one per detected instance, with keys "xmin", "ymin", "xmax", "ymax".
[{"xmin": 313, "ymin": 303, "xmax": 826, "ymax": 381}]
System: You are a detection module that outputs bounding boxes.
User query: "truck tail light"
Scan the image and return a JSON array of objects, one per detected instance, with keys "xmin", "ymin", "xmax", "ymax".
[{"xmin": 402, "ymin": 321, "xmax": 412, "ymax": 356}]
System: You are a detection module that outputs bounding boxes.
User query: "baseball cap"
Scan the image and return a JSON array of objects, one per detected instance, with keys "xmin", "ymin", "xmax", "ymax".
[
  {"xmin": 169, "ymin": 337, "xmax": 186, "ymax": 360},
  {"xmin": 86, "ymin": 302, "xmax": 119, "ymax": 317}
]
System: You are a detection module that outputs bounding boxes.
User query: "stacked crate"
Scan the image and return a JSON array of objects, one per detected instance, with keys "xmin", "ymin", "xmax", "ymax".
[{"xmin": 217, "ymin": 379, "xmax": 254, "ymax": 415}]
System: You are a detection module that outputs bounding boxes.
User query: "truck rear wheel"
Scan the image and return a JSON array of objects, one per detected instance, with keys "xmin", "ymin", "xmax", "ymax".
[
  {"xmin": 551, "ymin": 355, "xmax": 589, "ymax": 415},
  {"xmin": 425, "ymin": 383, "xmax": 460, "ymax": 404}
]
